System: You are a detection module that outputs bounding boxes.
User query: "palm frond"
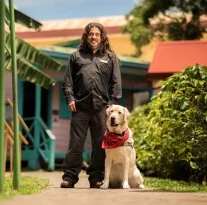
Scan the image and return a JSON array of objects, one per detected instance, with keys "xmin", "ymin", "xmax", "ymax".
[
  {"xmin": 5, "ymin": 52, "xmax": 55, "ymax": 89},
  {"xmin": 5, "ymin": 3, "xmax": 42, "ymax": 30},
  {"xmin": 5, "ymin": 31, "xmax": 62, "ymax": 71}
]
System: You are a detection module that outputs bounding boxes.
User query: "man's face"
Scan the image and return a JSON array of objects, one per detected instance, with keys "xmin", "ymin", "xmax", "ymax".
[{"xmin": 87, "ymin": 27, "xmax": 101, "ymax": 52}]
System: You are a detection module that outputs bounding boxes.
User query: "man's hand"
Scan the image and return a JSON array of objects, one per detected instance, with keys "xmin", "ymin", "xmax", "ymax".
[{"xmin": 68, "ymin": 101, "xmax": 77, "ymax": 112}]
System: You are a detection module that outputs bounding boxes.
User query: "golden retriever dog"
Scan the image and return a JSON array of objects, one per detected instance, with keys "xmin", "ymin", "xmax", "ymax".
[{"xmin": 101, "ymin": 105, "xmax": 144, "ymax": 189}]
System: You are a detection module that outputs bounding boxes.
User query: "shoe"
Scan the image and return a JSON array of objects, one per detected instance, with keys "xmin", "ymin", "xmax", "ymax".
[
  {"xmin": 90, "ymin": 179, "xmax": 103, "ymax": 188},
  {"xmin": 60, "ymin": 179, "xmax": 74, "ymax": 188}
]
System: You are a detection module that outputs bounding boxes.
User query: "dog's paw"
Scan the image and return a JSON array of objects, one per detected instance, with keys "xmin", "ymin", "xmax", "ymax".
[
  {"xmin": 138, "ymin": 184, "xmax": 145, "ymax": 189},
  {"xmin": 101, "ymin": 180, "xmax": 109, "ymax": 189},
  {"xmin": 122, "ymin": 181, "xmax": 130, "ymax": 189}
]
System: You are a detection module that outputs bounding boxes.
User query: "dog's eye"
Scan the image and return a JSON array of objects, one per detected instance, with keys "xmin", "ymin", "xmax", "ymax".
[
  {"xmin": 118, "ymin": 112, "xmax": 122, "ymax": 115},
  {"xmin": 110, "ymin": 110, "xmax": 113, "ymax": 113}
]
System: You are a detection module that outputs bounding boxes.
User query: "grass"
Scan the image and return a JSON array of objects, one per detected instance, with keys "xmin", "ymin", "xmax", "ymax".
[
  {"xmin": 144, "ymin": 177, "xmax": 207, "ymax": 192},
  {"xmin": 0, "ymin": 176, "xmax": 49, "ymax": 200}
]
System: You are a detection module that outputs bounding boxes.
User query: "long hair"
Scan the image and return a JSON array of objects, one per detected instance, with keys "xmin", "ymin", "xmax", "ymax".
[{"xmin": 78, "ymin": 22, "xmax": 114, "ymax": 56}]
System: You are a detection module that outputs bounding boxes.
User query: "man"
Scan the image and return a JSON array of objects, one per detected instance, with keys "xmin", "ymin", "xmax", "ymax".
[{"xmin": 61, "ymin": 22, "xmax": 122, "ymax": 188}]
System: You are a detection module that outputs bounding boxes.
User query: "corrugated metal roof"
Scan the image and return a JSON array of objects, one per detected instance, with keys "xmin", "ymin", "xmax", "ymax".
[
  {"xmin": 148, "ymin": 40, "xmax": 207, "ymax": 74},
  {"xmin": 11, "ymin": 13, "xmax": 207, "ymax": 33},
  {"xmin": 40, "ymin": 45, "xmax": 148, "ymax": 65},
  {"xmin": 13, "ymin": 15, "xmax": 127, "ymax": 32}
]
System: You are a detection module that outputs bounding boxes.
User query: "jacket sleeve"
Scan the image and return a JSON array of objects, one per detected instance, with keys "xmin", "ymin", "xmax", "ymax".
[
  {"xmin": 61, "ymin": 54, "xmax": 75, "ymax": 105},
  {"xmin": 108, "ymin": 54, "xmax": 122, "ymax": 105}
]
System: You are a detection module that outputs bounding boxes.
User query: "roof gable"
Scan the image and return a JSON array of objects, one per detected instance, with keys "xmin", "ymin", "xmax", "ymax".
[{"xmin": 148, "ymin": 40, "xmax": 207, "ymax": 74}]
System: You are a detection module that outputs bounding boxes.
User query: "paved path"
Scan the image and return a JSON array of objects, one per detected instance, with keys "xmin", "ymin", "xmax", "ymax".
[{"xmin": 1, "ymin": 171, "xmax": 207, "ymax": 205}]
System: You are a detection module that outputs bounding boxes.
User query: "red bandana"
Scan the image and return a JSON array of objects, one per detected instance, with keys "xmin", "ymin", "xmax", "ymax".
[{"xmin": 102, "ymin": 128, "xmax": 129, "ymax": 149}]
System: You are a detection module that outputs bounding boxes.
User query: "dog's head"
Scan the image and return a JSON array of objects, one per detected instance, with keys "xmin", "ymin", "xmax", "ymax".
[{"xmin": 106, "ymin": 105, "xmax": 131, "ymax": 133}]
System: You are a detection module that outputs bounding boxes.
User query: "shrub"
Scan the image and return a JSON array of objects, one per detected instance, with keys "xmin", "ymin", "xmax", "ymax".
[{"xmin": 129, "ymin": 64, "xmax": 207, "ymax": 182}]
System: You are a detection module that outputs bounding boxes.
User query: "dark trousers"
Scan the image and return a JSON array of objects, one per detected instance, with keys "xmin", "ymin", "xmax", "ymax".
[{"xmin": 62, "ymin": 108, "xmax": 106, "ymax": 184}]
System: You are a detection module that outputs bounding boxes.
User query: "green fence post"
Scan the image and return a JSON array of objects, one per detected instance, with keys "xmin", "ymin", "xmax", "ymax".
[
  {"xmin": 48, "ymin": 135, "xmax": 55, "ymax": 171},
  {"xmin": 0, "ymin": 0, "xmax": 5, "ymax": 193},
  {"xmin": 9, "ymin": 0, "xmax": 20, "ymax": 190},
  {"xmin": 148, "ymin": 81, "xmax": 153, "ymax": 102}
]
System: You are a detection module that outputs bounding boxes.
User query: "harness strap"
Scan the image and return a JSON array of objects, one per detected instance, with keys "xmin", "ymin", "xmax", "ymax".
[{"xmin": 122, "ymin": 141, "xmax": 134, "ymax": 148}]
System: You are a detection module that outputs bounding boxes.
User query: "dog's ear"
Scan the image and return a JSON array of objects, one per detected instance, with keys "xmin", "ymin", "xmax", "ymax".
[
  {"xmin": 106, "ymin": 105, "xmax": 112, "ymax": 116},
  {"xmin": 124, "ymin": 107, "xmax": 131, "ymax": 122}
]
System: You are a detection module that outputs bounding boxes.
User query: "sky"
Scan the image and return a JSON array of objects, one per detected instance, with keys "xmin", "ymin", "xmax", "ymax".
[{"xmin": 5, "ymin": 0, "xmax": 138, "ymax": 21}]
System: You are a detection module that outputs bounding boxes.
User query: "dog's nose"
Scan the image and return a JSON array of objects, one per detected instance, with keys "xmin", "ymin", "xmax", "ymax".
[{"xmin": 111, "ymin": 116, "xmax": 115, "ymax": 124}]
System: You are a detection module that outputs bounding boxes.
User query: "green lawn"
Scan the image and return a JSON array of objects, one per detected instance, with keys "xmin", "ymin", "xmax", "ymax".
[
  {"xmin": 145, "ymin": 177, "xmax": 207, "ymax": 192},
  {"xmin": 0, "ymin": 176, "xmax": 49, "ymax": 200}
]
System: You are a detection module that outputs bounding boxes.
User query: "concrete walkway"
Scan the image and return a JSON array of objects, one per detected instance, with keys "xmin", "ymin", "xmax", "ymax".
[{"xmin": 2, "ymin": 171, "xmax": 207, "ymax": 205}]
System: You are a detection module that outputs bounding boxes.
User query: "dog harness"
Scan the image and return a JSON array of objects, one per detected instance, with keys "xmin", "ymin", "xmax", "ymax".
[{"xmin": 102, "ymin": 128, "xmax": 133, "ymax": 149}]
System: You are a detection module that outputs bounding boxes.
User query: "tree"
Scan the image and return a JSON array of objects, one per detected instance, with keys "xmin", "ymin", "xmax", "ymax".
[{"xmin": 122, "ymin": 0, "xmax": 207, "ymax": 56}]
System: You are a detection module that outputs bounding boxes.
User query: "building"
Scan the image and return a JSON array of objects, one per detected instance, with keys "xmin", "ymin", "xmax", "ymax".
[{"xmin": 148, "ymin": 40, "xmax": 207, "ymax": 83}]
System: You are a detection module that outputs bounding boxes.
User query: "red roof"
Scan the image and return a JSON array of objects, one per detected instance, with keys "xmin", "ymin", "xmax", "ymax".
[{"xmin": 148, "ymin": 40, "xmax": 207, "ymax": 76}]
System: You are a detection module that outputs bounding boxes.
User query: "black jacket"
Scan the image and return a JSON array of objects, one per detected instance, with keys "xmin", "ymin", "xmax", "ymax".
[{"xmin": 62, "ymin": 49, "xmax": 122, "ymax": 111}]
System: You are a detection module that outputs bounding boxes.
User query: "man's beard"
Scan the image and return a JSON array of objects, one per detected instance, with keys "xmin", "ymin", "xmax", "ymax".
[{"xmin": 88, "ymin": 43, "xmax": 100, "ymax": 51}]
